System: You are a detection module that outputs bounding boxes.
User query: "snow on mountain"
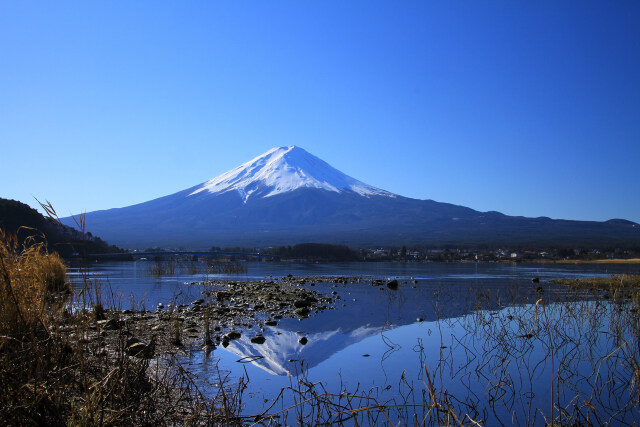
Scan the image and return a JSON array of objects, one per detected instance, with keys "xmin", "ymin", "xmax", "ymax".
[{"xmin": 189, "ymin": 146, "xmax": 395, "ymax": 203}]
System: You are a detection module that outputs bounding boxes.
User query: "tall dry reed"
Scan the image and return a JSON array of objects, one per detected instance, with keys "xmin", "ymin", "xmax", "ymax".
[{"xmin": 0, "ymin": 228, "xmax": 67, "ymax": 336}]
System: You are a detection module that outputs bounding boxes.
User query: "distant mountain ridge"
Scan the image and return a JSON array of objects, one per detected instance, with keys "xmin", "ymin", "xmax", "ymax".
[{"xmin": 61, "ymin": 146, "xmax": 640, "ymax": 249}]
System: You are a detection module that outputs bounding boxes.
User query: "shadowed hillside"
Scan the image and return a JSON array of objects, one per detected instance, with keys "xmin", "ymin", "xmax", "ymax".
[{"xmin": 0, "ymin": 198, "xmax": 128, "ymax": 258}]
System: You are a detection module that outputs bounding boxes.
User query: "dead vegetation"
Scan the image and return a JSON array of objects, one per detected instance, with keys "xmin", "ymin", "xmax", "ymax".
[
  {"xmin": 554, "ymin": 273, "xmax": 640, "ymax": 290},
  {"xmin": 0, "ymin": 225, "xmax": 247, "ymax": 425}
]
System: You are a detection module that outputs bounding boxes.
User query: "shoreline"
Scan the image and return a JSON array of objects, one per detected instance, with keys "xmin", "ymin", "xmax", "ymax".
[
  {"xmin": 6, "ymin": 267, "xmax": 640, "ymax": 424},
  {"xmin": 528, "ymin": 258, "xmax": 640, "ymax": 264}
]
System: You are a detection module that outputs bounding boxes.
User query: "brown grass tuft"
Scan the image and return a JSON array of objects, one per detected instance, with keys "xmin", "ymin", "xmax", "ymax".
[{"xmin": 0, "ymin": 228, "xmax": 67, "ymax": 336}]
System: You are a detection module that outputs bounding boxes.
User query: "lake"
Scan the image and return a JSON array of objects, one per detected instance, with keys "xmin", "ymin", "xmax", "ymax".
[{"xmin": 69, "ymin": 261, "xmax": 640, "ymax": 425}]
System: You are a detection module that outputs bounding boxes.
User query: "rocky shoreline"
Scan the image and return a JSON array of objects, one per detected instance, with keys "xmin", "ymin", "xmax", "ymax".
[
  {"xmin": 49, "ymin": 272, "xmax": 411, "ymax": 424},
  {"xmin": 82, "ymin": 276, "xmax": 352, "ymax": 360}
]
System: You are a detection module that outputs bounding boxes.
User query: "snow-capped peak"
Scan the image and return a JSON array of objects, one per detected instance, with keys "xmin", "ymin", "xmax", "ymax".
[{"xmin": 189, "ymin": 146, "xmax": 395, "ymax": 202}]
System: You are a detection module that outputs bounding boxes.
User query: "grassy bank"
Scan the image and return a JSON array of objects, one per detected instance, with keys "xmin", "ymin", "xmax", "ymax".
[
  {"xmin": 554, "ymin": 274, "xmax": 640, "ymax": 290},
  {"xmin": 0, "ymin": 228, "xmax": 234, "ymax": 425}
]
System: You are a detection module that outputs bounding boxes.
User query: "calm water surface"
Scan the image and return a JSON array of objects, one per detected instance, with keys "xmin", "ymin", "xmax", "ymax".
[
  {"xmin": 70, "ymin": 261, "xmax": 640, "ymax": 425},
  {"xmin": 68, "ymin": 261, "xmax": 636, "ymax": 307}
]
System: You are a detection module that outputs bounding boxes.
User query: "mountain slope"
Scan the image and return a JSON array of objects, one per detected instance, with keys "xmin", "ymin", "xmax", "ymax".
[{"xmin": 62, "ymin": 146, "xmax": 640, "ymax": 248}]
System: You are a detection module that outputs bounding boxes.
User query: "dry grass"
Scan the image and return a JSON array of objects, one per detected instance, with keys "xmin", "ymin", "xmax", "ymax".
[
  {"xmin": 0, "ymin": 229, "xmax": 67, "ymax": 336},
  {"xmin": 554, "ymin": 274, "xmax": 640, "ymax": 290},
  {"xmin": 0, "ymin": 227, "xmax": 237, "ymax": 425}
]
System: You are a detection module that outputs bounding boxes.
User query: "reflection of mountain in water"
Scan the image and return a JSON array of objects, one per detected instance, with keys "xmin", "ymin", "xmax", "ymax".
[
  {"xmin": 221, "ymin": 279, "xmax": 548, "ymax": 375},
  {"xmin": 224, "ymin": 325, "xmax": 383, "ymax": 376}
]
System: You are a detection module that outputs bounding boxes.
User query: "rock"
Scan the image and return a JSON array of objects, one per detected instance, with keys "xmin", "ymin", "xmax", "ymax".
[
  {"xmin": 125, "ymin": 337, "xmax": 155, "ymax": 359},
  {"xmin": 98, "ymin": 318, "xmax": 121, "ymax": 330},
  {"xmin": 294, "ymin": 307, "xmax": 310, "ymax": 317},
  {"xmin": 298, "ymin": 337, "xmax": 308, "ymax": 345},
  {"xmin": 293, "ymin": 299, "xmax": 313, "ymax": 308},
  {"xmin": 224, "ymin": 330, "xmax": 241, "ymax": 341},
  {"xmin": 251, "ymin": 335, "xmax": 266, "ymax": 344},
  {"xmin": 532, "ymin": 277, "xmax": 540, "ymax": 283},
  {"xmin": 216, "ymin": 291, "xmax": 231, "ymax": 301},
  {"xmin": 386, "ymin": 280, "xmax": 399, "ymax": 290},
  {"xmin": 191, "ymin": 299, "xmax": 205, "ymax": 306},
  {"xmin": 416, "ymin": 317, "xmax": 424, "ymax": 322},
  {"xmin": 265, "ymin": 320, "xmax": 278, "ymax": 326},
  {"xmin": 203, "ymin": 337, "xmax": 216, "ymax": 352}
]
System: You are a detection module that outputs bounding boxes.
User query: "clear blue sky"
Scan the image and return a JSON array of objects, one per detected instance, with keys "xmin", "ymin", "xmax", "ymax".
[{"xmin": 1, "ymin": 1, "xmax": 639, "ymax": 223}]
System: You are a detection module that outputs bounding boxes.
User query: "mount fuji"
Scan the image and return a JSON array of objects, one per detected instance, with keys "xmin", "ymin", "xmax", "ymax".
[
  {"xmin": 189, "ymin": 146, "xmax": 394, "ymax": 202},
  {"xmin": 64, "ymin": 146, "xmax": 640, "ymax": 249}
]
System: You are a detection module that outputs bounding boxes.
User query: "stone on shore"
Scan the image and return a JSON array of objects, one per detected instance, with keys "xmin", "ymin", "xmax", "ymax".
[{"xmin": 251, "ymin": 335, "xmax": 266, "ymax": 344}]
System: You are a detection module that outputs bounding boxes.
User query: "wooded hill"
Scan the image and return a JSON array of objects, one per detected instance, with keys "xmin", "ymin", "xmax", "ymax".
[{"xmin": 0, "ymin": 198, "xmax": 128, "ymax": 258}]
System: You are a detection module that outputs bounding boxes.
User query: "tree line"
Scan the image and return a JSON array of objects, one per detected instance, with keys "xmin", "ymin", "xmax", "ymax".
[{"xmin": 0, "ymin": 198, "xmax": 128, "ymax": 258}]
